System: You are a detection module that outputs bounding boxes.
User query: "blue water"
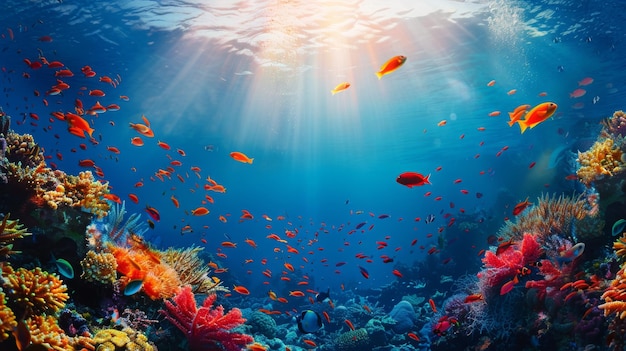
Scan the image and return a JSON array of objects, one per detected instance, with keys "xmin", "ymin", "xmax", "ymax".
[{"xmin": 2, "ymin": 0, "xmax": 626, "ymax": 348}]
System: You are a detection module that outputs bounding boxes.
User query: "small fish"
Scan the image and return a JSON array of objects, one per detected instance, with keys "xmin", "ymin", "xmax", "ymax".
[
  {"xmin": 396, "ymin": 172, "xmax": 431, "ymax": 188},
  {"xmin": 124, "ymin": 280, "xmax": 144, "ymax": 296},
  {"xmin": 376, "ymin": 55, "xmax": 407, "ymax": 79},
  {"xmin": 512, "ymin": 197, "xmax": 532, "ymax": 216},
  {"xmin": 516, "ymin": 102, "xmax": 558, "ymax": 133},
  {"xmin": 331, "ymin": 82, "xmax": 350, "ymax": 95},
  {"xmin": 55, "ymin": 258, "xmax": 74, "ymax": 279},
  {"xmin": 230, "ymin": 151, "xmax": 253, "ymax": 164}
]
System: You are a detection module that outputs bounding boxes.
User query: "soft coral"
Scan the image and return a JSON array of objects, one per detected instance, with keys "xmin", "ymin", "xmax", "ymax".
[{"xmin": 160, "ymin": 285, "xmax": 253, "ymax": 351}]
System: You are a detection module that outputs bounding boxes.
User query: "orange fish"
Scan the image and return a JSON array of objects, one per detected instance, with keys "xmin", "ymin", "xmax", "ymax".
[
  {"xmin": 344, "ymin": 319, "xmax": 355, "ymax": 331},
  {"xmin": 221, "ymin": 241, "xmax": 237, "ymax": 248},
  {"xmin": 289, "ymin": 290, "xmax": 305, "ymax": 297},
  {"xmin": 303, "ymin": 340, "xmax": 317, "ymax": 348},
  {"xmin": 331, "ymin": 82, "xmax": 350, "ymax": 95},
  {"xmin": 516, "ymin": 102, "xmax": 558, "ymax": 133},
  {"xmin": 107, "ymin": 146, "xmax": 120, "ymax": 154},
  {"xmin": 233, "ymin": 285, "xmax": 250, "ymax": 295},
  {"xmin": 170, "ymin": 195, "xmax": 180, "ymax": 208},
  {"xmin": 428, "ymin": 298, "xmax": 437, "ymax": 313},
  {"xmin": 376, "ymin": 55, "xmax": 407, "ymax": 79},
  {"xmin": 157, "ymin": 140, "xmax": 171, "ymax": 150},
  {"xmin": 191, "ymin": 207, "xmax": 210, "ymax": 216},
  {"xmin": 131, "ymin": 137, "xmax": 144, "ymax": 146},
  {"xmin": 245, "ymin": 238, "xmax": 257, "ymax": 248},
  {"xmin": 507, "ymin": 104, "xmax": 531, "ymax": 127},
  {"xmin": 230, "ymin": 151, "xmax": 253, "ymax": 164}
]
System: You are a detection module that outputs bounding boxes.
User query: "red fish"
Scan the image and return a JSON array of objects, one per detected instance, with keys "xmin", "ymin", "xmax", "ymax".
[
  {"xmin": 396, "ymin": 172, "xmax": 431, "ymax": 188},
  {"xmin": 512, "ymin": 197, "xmax": 532, "ymax": 216}
]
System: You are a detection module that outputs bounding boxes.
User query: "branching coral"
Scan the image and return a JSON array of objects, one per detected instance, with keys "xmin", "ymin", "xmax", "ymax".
[
  {"xmin": 497, "ymin": 193, "xmax": 587, "ymax": 242},
  {"xmin": 601, "ymin": 110, "xmax": 626, "ymax": 137},
  {"xmin": 6, "ymin": 161, "xmax": 110, "ymax": 218},
  {"xmin": 162, "ymin": 246, "xmax": 228, "ymax": 295},
  {"xmin": 2, "ymin": 263, "xmax": 69, "ymax": 315},
  {"xmin": 0, "ymin": 288, "xmax": 16, "ymax": 341},
  {"xmin": 27, "ymin": 314, "xmax": 95, "ymax": 351},
  {"xmin": 0, "ymin": 213, "xmax": 31, "ymax": 257},
  {"xmin": 160, "ymin": 285, "xmax": 253, "ymax": 351},
  {"xmin": 600, "ymin": 233, "xmax": 626, "ymax": 318},
  {"xmin": 101, "ymin": 201, "xmax": 147, "ymax": 244},
  {"xmin": 5, "ymin": 131, "xmax": 45, "ymax": 169},
  {"xmin": 80, "ymin": 250, "xmax": 118, "ymax": 284},
  {"xmin": 577, "ymin": 137, "xmax": 626, "ymax": 187},
  {"xmin": 479, "ymin": 233, "xmax": 543, "ymax": 293}
]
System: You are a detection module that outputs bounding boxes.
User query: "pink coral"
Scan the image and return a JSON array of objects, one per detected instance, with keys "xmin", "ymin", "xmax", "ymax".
[
  {"xmin": 160, "ymin": 285, "xmax": 253, "ymax": 351},
  {"xmin": 479, "ymin": 233, "xmax": 543, "ymax": 291}
]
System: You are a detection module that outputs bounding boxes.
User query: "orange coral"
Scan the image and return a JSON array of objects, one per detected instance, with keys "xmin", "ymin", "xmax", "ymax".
[
  {"xmin": 110, "ymin": 245, "xmax": 181, "ymax": 300},
  {"xmin": 26, "ymin": 314, "xmax": 95, "ymax": 351},
  {"xmin": 0, "ymin": 289, "xmax": 17, "ymax": 341},
  {"xmin": 600, "ymin": 233, "xmax": 626, "ymax": 318},
  {"xmin": 1, "ymin": 263, "xmax": 69, "ymax": 315}
]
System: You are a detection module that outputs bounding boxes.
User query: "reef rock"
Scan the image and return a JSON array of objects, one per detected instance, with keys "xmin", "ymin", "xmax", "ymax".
[{"xmin": 388, "ymin": 300, "xmax": 416, "ymax": 333}]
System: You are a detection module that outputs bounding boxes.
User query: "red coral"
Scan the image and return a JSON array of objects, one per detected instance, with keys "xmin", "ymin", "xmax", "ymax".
[
  {"xmin": 160, "ymin": 285, "xmax": 253, "ymax": 351},
  {"xmin": 479, "ymin": 233, "xmax": 543, "ymax": 289}
]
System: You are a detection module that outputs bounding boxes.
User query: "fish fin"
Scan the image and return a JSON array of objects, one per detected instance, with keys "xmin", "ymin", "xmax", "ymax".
[{"xmin": 517, "ymin": 120, "xmax": 528, "ymax": 134}]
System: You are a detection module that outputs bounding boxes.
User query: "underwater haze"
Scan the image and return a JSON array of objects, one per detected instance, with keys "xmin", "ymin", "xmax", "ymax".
[{"xmin": 2, "ymin": 1, "xmax": 626, "ymax": 351}]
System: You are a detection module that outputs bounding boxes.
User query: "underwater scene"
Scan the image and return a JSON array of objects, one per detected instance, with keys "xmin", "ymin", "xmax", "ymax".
[{"xmin": 2, "ymin": 0, "xmax": 626, "ymax": 350}]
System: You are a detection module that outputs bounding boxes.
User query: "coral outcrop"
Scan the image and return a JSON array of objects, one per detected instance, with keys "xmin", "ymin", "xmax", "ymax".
[
  {"xmin": 160, "ymin": 285, "xmax": 253, "ymax": 351},
  {"xmin": 2, "ymin": 263, "xmax": 69, "ymax": 315}
]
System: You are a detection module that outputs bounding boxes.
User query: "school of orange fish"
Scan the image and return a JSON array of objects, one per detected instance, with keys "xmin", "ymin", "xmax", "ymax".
[{"xmin": 0, "ymin": 22, "xmax": 595, "ymax": 337}]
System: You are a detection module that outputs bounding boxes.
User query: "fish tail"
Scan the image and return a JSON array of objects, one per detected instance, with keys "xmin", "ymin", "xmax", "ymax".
[
  {"xmin": 249, "ymin": 158, "xmax": 254, "ymax": 164},
  {"xmin": 507, "ymin": 119, "xmax": 515, "ymax": 127},
  {"xmin": 331, "ymin": 90, "xmax": 336, "ymax": 95},
  {"xmin": 376, "ymin": 72, "xmax": 383, "ymax": 80},
  {"xmin": 517, "ymin": 120, "xmax": 528, "ymax": 134},
  {"xmin": 425, "ymin": 173, "xmax": 432, "ymax": 185}
]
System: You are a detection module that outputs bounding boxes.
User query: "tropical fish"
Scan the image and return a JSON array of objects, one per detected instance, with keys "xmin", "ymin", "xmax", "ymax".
[
  {"xmin": 396, "ymin": 172, "xmax": 431, "ymax": 188},
  {"xmin": 612, "ymin": 219, "xmax": 626, "ymax": 236},
  {"xmin": 331, "ymin": 82, "xmax": 350, "ymax": 95},
  {"xmin": 315, "ymin": 288, "xmax": 330, "ymax": 302},
  {"xmin": 124, "ymin": 280, "xmax": 144, "ymax": 296},
  {"xmin": 376, "ymin": 55, "xmax": 407, "ymax": 79},
  {"xmin": 512, "ymin": 197, "xmax": 532, "ymax": 216},
  {"xmin": 296, "ymin": 310, "xmax": 322, "ymax": 333},
  {"xmin": 55, "ymin": 258, "xmax": 74, "ymax": 279},
  {"xmin": 516, "ymin": 102, "xmax": 558, "ymax": 133},
  {"xmin": 230, "ymin": 151, "xmax": 253, "ymax": 164}
]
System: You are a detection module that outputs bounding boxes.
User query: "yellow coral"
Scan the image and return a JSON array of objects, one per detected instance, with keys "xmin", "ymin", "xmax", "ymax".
[
  {"xmin": 2, "ymin": 264, "xmax": 69, "ymax": 315},
  {"xmin": 0, "ymin": 214, "xmax": 31, "ymax": 257},
  {"xmin": 576, "ymin": 137, "xmax": 626, "ymax": 186},
  {"xmin": 92, "ymin": 328, "xmax": 154, "ymax": 351},
  {"xmin": 26, "ymin": 314, "xmax": 95, "ymax": 351},
  {"xmin": 0, "ymin": 289, "xmax": 17, "ymax": 341},
  {"xmin": 80, "ymin": 250, "xmax": 118, "ymax": 284},
  {"xmin": 5, "ymin": 159, "xmax": 111, "ymax": 218}
]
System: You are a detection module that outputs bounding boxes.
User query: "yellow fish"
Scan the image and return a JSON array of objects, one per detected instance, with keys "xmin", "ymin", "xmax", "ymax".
[
  {"xmin": 331, "ymin": 82, "xmax": 350, "ymax": 95},
  {"xmin": 376, "ymin": 55, "xmax": 407, "ymax": 79}
]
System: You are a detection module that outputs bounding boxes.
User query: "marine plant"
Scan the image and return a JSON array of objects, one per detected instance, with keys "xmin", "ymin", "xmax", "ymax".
[
  {"xmin": 160, "ymin": 285, "xmax": 253, "ymax": 351},
  {"xmin": 0, "ymin": 213, "xmax": 31, "ymax": 257},
  {"xmin": 161, "ymin": 246, "xmax": 228, "ymax": 295}
]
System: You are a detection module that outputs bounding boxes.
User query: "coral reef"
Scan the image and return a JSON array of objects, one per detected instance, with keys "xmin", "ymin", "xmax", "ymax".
[
  {"xmin": 6, "ymin": 161, "xmax": 111, "ymax": 217},
  {"xmin": 479, "ymin": 233, "xmax": 543, "ymax": 294},
  {"xmin": 5, "ymin": 130, "xmax": 45, "ymax": 169},
  {"xmin": 161, "ymin": 246, "xmax": 228, "ymax": 295},
  {"xmin": 576, "ymin": 137, "xmax": 626, "ymax": 187},
  {"xmin": 0, "ymin": 289, "xmax": 17, "ymax": 341},
  {"xmin": 80, "ymin": 250, "xmax": 118, "ymax": 284},
  {"xmin": 497, "ymin": 194, "xmax": 587, "ymax": 242},
  {"xmin": 92, "ymin": 327, "xmax": 155, "ymax": 351},
  {"xmin": 0, "ymin": 213, "xmax": 31, "ymax": 257},
  {"xmin": 247, "ymin": 311, "xmax": 277, "ymax": 339},
  {"xmin": 26, "ymin": 314, "xmax": 94, "ymax": 351},
  {"xmin": 602, "ymin": 110, "xmax": 626, "ymax": 138},
  {"xmin": 160, "ymin": 285, "xmax": 253, "ymax": 351},
  {"xmin": 110, "ymin": 245, "xmax": 181, "ymax": 300},
  {"xmin": 2, "ymin": 263, "xmax": 69, "ymax": 315},
  {"xmin": 334, "ymin": 328, "xmax": 370, "ymax": 351}
]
